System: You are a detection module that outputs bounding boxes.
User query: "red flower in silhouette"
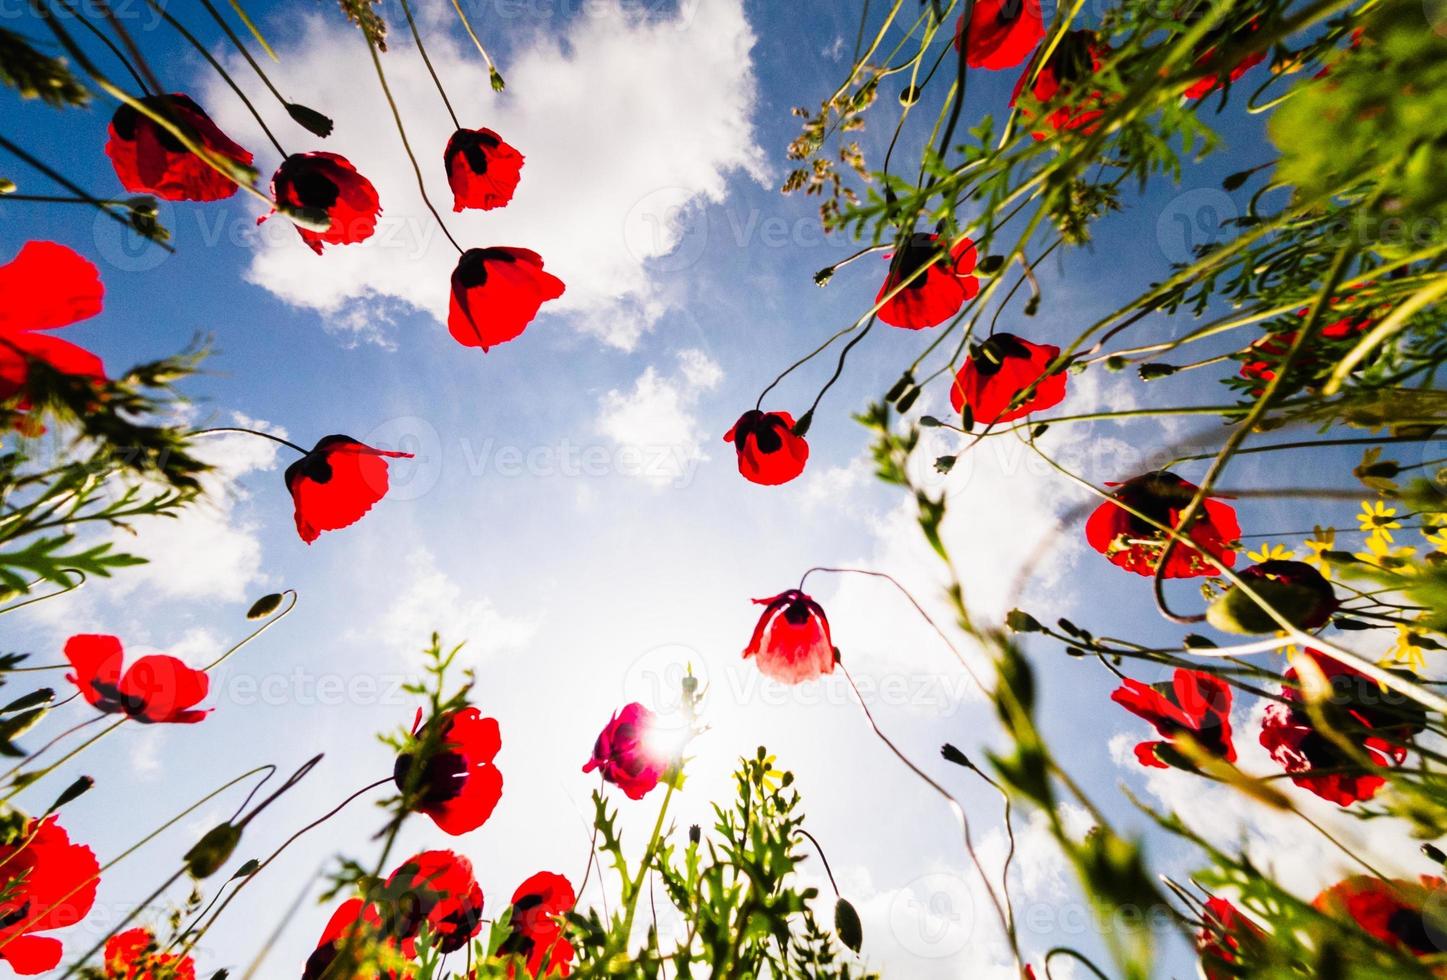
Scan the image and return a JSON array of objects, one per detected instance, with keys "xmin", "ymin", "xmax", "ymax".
[
  {"xmin": 954, "ymin": 0, "xmax": 1045, "ymax": 70},
  {"xmin": 583, "ymin": 702, "xmax": 669, "ymax": 800},
  {"xmin": 1196, "ymin": 897, "xmax": 1267, "ymax": 980},
  {"xmin": 0, "ymin": 817, "xmax": 100, "ymax": 975},
  {"xmin": 744, "ymin": 590, "xmax": 835, "ymax": 685},
  {"xmin": 448, "ymin": 247, "xmax": 566, "ymax": 352},
  {"xmin": 284, "ymin": 435, "xmax": 414, "ymax": 544},
  {"xmin": 380, "ymin": 851, "xmax": 485, "ymax": 956},
  {"xmin": 1085, "ymin": 471, "xmax": 1240, "ymax": 578},
  {"xmin": 724, "ymin": 410, "xmax": 809, "ymax": 485},
  {"xmin": 1011, "ymin": 30, "xmax": 1112, "ymax": 139},
  {"xmin": 394, "ymin": 707, "xmax": 503, "ymax": 836},
  {"xmin": 1259, "ymin": 649, "xmax": 1425, "ymax": 806},
  {"xmin": 64, "ymin": 634, "xmax": 209, "ymax": 725},
  {"xmin": 262, "ymin": 152, "xmax": 381, "ymax": 254},
  {"xmin": 1239, "ymin": 302, "xmax": 1375, "ymax": 391},
  {"xmin": 1183, "ymin": 21, "xmax": 1267, "ymax": 99},
  {"xmin": 1111, "ymin": 668, "xmax": 1235, "ymax": 769},
  {"xmin": 876, "ymin": 234, "xmax": 979, "ymax": 329},
  {"xmin": 0, "ymin": 242, "xmax": 107, "ymax": 424},
  {"xmin": 1314, "ymin": 876, "xmax": 1447, "ymax": 959},
  {"xmin": 104, "ymin": 928, "xmax": 196, "ymax": 980},
  {"xmin": 949, "ymin": 333, "xmax": 1067, "ymax": 425},
  {"xmin": 497, "ymin": 872, "xmax": 576, "ymax": 977},
  {"xmin": 104, "ymin": 94, "xmax": 252, "ymax": 202},
  {"xmin": 301, "ymin": 899, "xmax": 391, "ymax": 980},
  {"xmin": 445, "ymin": 128, "xmax": 524, "ymax": 212}
]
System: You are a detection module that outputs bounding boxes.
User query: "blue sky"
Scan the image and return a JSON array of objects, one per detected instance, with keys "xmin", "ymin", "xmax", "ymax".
[{"xmin": 0, "ymin": 1, "xmax": 1419, "ymax": 976}]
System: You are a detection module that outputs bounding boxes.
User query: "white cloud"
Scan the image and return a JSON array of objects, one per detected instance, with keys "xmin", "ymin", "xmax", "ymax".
[
  {"xmin": 114, "ymin": 412, "xmax": 285, "ymax": 603},
  {"xmin": 203, "ymin": 0, "xmax": 765, "ymax": 350},
  {"xmin": 365, "ymin": 547, "xmax": 537, "ymax": 666},
  {"xmin": 595, "ymin": 348, "xmax": 723, "ymax": 488}
]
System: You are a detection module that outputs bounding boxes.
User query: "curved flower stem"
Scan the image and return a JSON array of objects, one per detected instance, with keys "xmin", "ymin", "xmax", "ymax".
[
  {"xmin": 196, "ymin": 0, "xmax": 291, "ymax": 111},
  {"xmin": 1149, "ymin": 245, "xmax": 1356, "ymax": 624},
  {"xmin": 0, "ymin": 569, "xmax": 85, "ymax": 616},
  {"xmin": 0, "ymin": 715, "xmax": 106, "ymax": 785},
  {"xmin": 798, "ymin": 565, "xmax": 987, "ymax": 693},
  {"xmin": 619, "ymin": 779, "xmax": 676, "ymax": 949},
  {"xmin": 143, "ymin": 0, "xmax": 287, "ymax": 157},
  {"xmin": 447, "ymin": 0, "xmax": 501, "ymax": 82},
  {"xmin": 51, "ymin": 0, "xmax": 151, "ymax": 94},
  {"xmin": 838, "ymin": 660, "xmax": 1020, "ymax": 970},
  {"xmin": 171, "ymin": 775, "xmax": 392, "ymax": 960},
  {"xmin": 363, "ymin": 32, "xmax": 464, "ymax": 255},
  {"xmin": 192, "ymin": 425, "xmax": 308, "ymax": 455},
  {"xmin": 205, "ymin": 589, "xmax": 298, "ymax": 671},
  {"xmin": 0, "ymin": 717, "xmax": 126, "ymax": 804},
  {"xmin": 796, "ymin": 828, "xmax": 841, "ymax": 897},
  {"xmin": 1044, "ymin": 946, "xmax": 1112, "ymax": 980},
  {"xmin": 49, "ymin": 765, "xmax": 276, "ymax": 977},
  {"xmin": 572, "ymin": 773, "xmax": 606, "ymax": 913},
  {"xmin": 398, "ymin": 0, "xmax": 461, "ymax": 129}
]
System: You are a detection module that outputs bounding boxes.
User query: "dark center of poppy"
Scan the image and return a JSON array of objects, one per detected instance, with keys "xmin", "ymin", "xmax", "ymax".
[
  {"xmin": 393, "ymin": 750, "xmax": 469, "ymax": 806},
  {"xmin": 111, "ymin": 105, "xmax": 140, "ymax": 142},
  {"xmin": 782, "ymin": 599, "xmax": 811, "ymax": 626},
  {"xmin": 87, "ymin": 680, "xmax": 143, "ymax": 718},
  {"xmin": 292, "ymin": 169, "xmax": 341, "ymax": 211},
  {"xmin": 890, "ymin": 234, "xmax": 943, "ymax": 290},
  {"xmin": 1052, "ymin": 30, "xmax": 1097, "ymax": 86},
  {"xmin": 996, "ymin": 0, "xmax": 1023, "ymax": 25},
  {"xmin": 0, "ymin": 900, "xmax": 31, "ymax": 930},
  {"xmin": 297, "ymin": 452, "xmax": 335, "ymax": 486},
  {"xmin": 301, "ymin": 941, "xmax": 341, "ymax": 980},
  {"xmin": 1387, "ymin": 906, "xmax": 1436, "ymax": 953},
  {"xmin": 454, "ymin": 248, "xmax": 519, "ymax": 289},
  {"xmin": 436, "ymin": 902, "xmax": 484, "ymax": 953},
  {"xmin": 498, "ymin": 893, "xmax": 547, "ymax": 958}
]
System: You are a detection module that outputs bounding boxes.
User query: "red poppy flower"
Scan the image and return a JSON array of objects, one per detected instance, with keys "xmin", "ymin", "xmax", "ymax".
[
  {"xmin": 582, "ymin": 702, "xmax": 669, "ymax": 800},
  {"xmin": 394, "ymin": 707, "xmax": 503, "ymax": 836},
  {"xmin": 445, "ymin": 128, "xmax": 524, "ymax": 212},
  {"xmin": 875, "ymin": 233, "xmax": 979, "ymax": 329},
  {"xmin": 744, "ymin": 590, "xmax": 836, "ymax": 685},
  {"xmin": 949, "ymin": 333, "xmax": 1067, "ymax": 425},
  {"xmin": 1197, "ymin": 897, "xmax": 1267, "ymax": 980},
  {"xmin": 0, "ymin": 817, "xmax": 100, "ymax": 975},
  {"xmin": 1238, "ymin": 303, "xmax": 1375, "ymax": 390},
  {"xmin": 104, "ymin": 927, "xmax": 196, "ymax": 980},
  {"xmin": 447, "ymin": 247, "xmax": 566, "ymax": 352},
  {"xmin": 1314, "ymin": 876, "xmax": 1447, "ymax": 960},
  {"xmin": 261, "ymin": 152, "xmax": 381, "ymax": 254},
  {"xmin": 1260, "ymin": 649, "xmax": 1425, "ymax": 806},
  {"xmin": 954, "ymin": 0, "xmax": 1045, "ymax": 70},
  {"xmin": 284, "ymin": 435, "xmax": 414, "ymax": 544},
  {"xmin": 104, "ymin": 93, "xmax": 252, "ymax": 202},
  {"xmin": 64, "ymin": 634, "xmax": 209, "ymax": 725},
  {"xmin": 1084, "ymin": 471, "xmax": 1240, "ymax": 578},
  {"xmin": 0, "ymin": 242, "xmax": 107, "ymax": 421},
  {"xmin": 1011, "ymin": 30, "xmax": 1112, "ymax": 139},
  {"xmin": 723, "ymin": 410, "xmax": 809, "ymax": 486},
  {"xmin": 1111, "ymin": 668, "xmax": 1235, "ymax": 769},
  {"xmin": 376, "ymin": 851, "xmax": 484, "ymax": 956},
  {"xmin": 496, "ymin": 872, "xmax": 576, "ymax": 978},
  {"xmin": 1183, "ymin": 21, "xmax": 1267, "ymax": 99},
  {"xmin": 302, "ymin": 898, "xmax": 392, "ymax": 980}
]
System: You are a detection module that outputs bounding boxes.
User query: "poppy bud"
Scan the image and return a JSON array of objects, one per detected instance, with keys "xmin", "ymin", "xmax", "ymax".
[
  {"xmin": 885, "ymin": 373, "xmax": 914, "ymax": 402},
  {"xmin": 1105, "ymin": 355, "xmax": 1127, "ymax": 372},
  {"xmin": 813, "ymin": 266, "xmax": 836, "ymax": 286},
  {"xmin": 920, "ymin": 415, "xmax": 942, "ymax": 427},
  {"xmin": 0, "ymin": 704, "xmax": 49, "ymax": 752},
  {"xmin": 940, "ymin": 743, "xmax": 972, "ymax": 768},
  {"xmin": 185, "ymin": 823, "xmax": 242, "ymax": 878},
  {"xmin": 834, "ymin": 897, "xmax": 863, "ymax": 952},
  {"xmin": 285, "ymin": 102, "xmax": 334, "ymax": 138},
  {"xmin": 1138, "ymin": 362, "xmax": 1177, "ymax": 380},
  {"xmin": 1222, "ymin": 169, "xmax": 1253, "ymax": 191},
  {"xmin": 895, "ymin": 386, "xmax": 921, "ymax": 413},
  {"xmin": 899, "ymin": 84, "xmax": 922, "ymax": 105},
  {"xmin": 46, "ymin": 775, "xmax": 94, "ymax": 813},
  {"xmin": 1005, "ymin": 609, "xmax": 1042, "ymax": 633},
  {"xmin": 1, "ymin": 688, "xmax": 54, "ymax": 714},
  {"xmin": 791, "ymin": 411, "xmax": 813, "ymax": 438},
  {"xmin": 1423, "ymin": 843, "xmax": 1447, "ymax": 866},
  {"xmin": 1206, "ymin": 560, "xmax": 1337, "ymax": 635},
  {"xmin": 0, "ymin": 179, "xmax": 14, "ymax": 193},
  {"xmin": 935, "ymin": 455, "xmax": 957, "ymax": 474},
  {"xmin": 490, "ymin": 67, "xmax": 506, "ymax": 92},
  {"xmin": 246, "ymin": 592, "xmax": 284, "ymax": 619},
  {"xmin": 688, "ymin": 824, "xmax": 701, "ymax": 845}
]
